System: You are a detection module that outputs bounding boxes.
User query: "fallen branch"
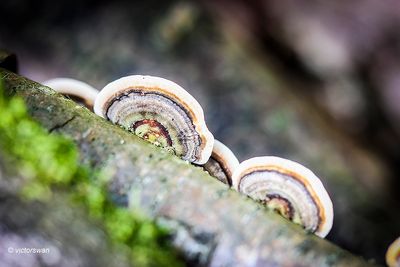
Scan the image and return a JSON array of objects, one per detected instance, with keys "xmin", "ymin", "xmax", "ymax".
[{"xmin": 1, "ymin": 68, "xmax": 377, "ymax": 267}]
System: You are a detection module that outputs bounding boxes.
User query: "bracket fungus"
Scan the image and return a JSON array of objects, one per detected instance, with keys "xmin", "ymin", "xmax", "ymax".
[
  {"xmin": 387, "ymin": 237, "xmax": 400, "ymax": 267},
  {"xmin": 44, "ymin": 74, "xmax": 335, "ymax": 238},
  {"xmin": 43, "ymin": 78, "xmax": 99, "ymax": 110},
  {"xmin": 202, "ymin": 139, "xmax": 239, "ymax": 186},
  {"xmin": 232, "ymin": 156, "xmax": 333, "ymax": 238},
  {"xmin": 94, "ymin": 75, "xmax": 214, "ymax": 164}
]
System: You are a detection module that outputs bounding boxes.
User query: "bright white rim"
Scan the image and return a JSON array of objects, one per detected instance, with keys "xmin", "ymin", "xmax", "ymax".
[
  {"xmin": 212, "ymin": 140, "xmax": 239, "ymax": 178},
  {"xmin": 43, "ymin": 78, "xmax": 99, "ymax": 106},
  {"xmin": 94, "ymin": 75, "xmax": 214, "ymax": 164},
  {"xmin": 232, "ymin": 156, "xmax": 334, "ymax": 238}
]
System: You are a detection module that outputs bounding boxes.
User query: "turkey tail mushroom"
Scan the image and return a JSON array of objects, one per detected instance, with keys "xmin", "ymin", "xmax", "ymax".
[
  {"xmin": 43, "ymin": 78, "xmax": 98, "ymax": 111},
  {"xmin": 232, "ymin": 156, "xmax": 333, "ymax": 238},
  {"xmin": 203, "ymin": 139, "xmax": 239, "ymax": 186},
  {"xmin": 387, "ymin": 237, "xmax": 400, "ymax": 267},
  {"xmin": 94, "ymin": 75, "xmax": 214, "ymax": 164}
]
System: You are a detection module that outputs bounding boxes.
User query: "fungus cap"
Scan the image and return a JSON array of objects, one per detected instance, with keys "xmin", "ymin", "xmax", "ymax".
[
  {"xmin": 94, "ymin": 75, "xmax": 214, "ymax": 164},
  {"xmin": 203, "ymin": 140, "xmax": 239, "ymax": 186},
  {"xmin": 43, "ymin": 78, "xmax": 98, "ymax": 110},
  {"xmin": 232, "ymin": 156, "xmax": 333, "ymax": 238},
  {"xmin": 386, "ymin": 237, "xmax": 400, "ymax": 267}
]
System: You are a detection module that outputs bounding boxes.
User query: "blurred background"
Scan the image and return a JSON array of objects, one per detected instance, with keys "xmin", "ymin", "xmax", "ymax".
[{"xmin": 1, "ymin": 0, "xmax": 399, "ymax": 264}]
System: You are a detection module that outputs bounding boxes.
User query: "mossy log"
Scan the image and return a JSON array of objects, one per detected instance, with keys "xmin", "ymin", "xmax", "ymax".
[{"xmin": 0, "ymin": 68, "xmax": 378, "ymax": 267}]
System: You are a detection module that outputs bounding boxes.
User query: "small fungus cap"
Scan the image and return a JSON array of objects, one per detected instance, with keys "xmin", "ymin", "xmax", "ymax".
[
  {"xmin": 43, "ymin": 78, "xmax": 98, "ymax": 110},
  {"xmin": 386, "ymin": 237, "xmax": 400, "ymax": 267},
  {"xmin": 203, "ymin": 140, "xmax": 239, "ymax": 186}
]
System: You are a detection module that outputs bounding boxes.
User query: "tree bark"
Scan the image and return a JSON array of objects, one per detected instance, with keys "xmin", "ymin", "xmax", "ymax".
[
  {"xmin": 0, "ymin": 159, "xmax": 134, "ymax": 267},
  {"xmin": 1, "ymin": 68, "xmax": 378, "ymax": 267}
]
